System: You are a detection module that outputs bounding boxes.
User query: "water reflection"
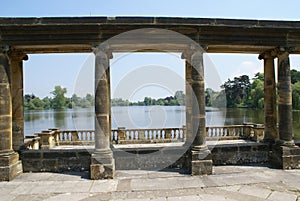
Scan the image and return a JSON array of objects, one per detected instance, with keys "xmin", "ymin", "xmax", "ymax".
[
  {"xmin": 24, "ymin": 107, "xmax": 300, "ymax": 140},
  {"xmin": 53, "ymin": 110, "xmax": 66, "ymax": 129}
]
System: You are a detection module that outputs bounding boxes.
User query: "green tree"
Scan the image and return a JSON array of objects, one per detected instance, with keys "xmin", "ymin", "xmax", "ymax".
[
  {"xmin": 211, "ymin": 90, "xmax": 227, "ymax": 108},
  {"xmin": 174, "ymin": 91, "xmax": 185, "ymax": 106},
  {"xmin": 221, "ymin": 75, "xmax": 250, "ymax": 108},
  {"xmin": 254, "ymin": 72, "xmax": 264, "ymax": 81},
  {"xmin": 292, "ymin": 81, "xmax": 300, "ymax": 110},
  {"xmin": 51, "ymin": 86, "xmax": 67, "ymax": 109},
  {"xmin": 71, "ymin": 94, "xmax": 80, "ymax": 108},
  {"xmin": 144, "ymin": 97, "xmax": 152, "ymax": 106},
  {"xmin": 85, "ymin": 93, "xmax": 94, "ymax": 106},
  {"xmin": 291, "ymin": 69, "xmax": 300, "ymax": 84},
  {"xmin": 248, "ymin": 78, "xmax": 264, "ymax": 109},
  {"xmin": 42, "ymin": 97, "xmax": 51, "ymax": 110}
]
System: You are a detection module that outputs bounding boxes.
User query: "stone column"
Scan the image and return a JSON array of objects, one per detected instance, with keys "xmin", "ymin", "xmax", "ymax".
[
  {"xmin": 90, "ymin": 45, "xmax": 114, "ymax": 179},
  {"xmin": 270, "ymin": 47, "xmax": 300, "ymax": 170},
  {"xmin": 277, "ymin": 48, "xmax": 294, "ymax": 145},
  {"xmin": 9, "ymin": 52, "xmax": 28, "ymax": 151},
  {"xmin": 0, "ymin": 47, "xmax": 23, "ymax": 181},
  {"xmin": 258, "ymin": 51, "xmax": 278, "ymax": 142},
  {"xmin": 182, "ymin": 52, "xmax": 193, "ymax": 146},
  {"xmin": 183, "ymin": 48, "xmax": 212, "ymax": 175}
]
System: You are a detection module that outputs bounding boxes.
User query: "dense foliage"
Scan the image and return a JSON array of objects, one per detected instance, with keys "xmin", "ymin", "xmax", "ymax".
[
  {"xmin": 24, "ymin": 86, "xmax": 95, "ymax": 111},
  {"xmin": 111, "ymin": 91, "xmax": 186, "ymax": 106},
  {"xmin": 206, "ymin": 69, "xmax": 300, "ymax": 110},
  {"xmin": 24, "ymin": 88, "xmax": 185, "ymax": 111}
]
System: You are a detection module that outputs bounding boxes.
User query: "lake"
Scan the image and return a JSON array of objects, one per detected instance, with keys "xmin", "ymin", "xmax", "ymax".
[{"xmin": 24, "ymin": 106, "xmax": 300, "ymax": 140}]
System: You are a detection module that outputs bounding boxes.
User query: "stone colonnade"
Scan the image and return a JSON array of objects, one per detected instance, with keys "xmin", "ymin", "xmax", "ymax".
[
  {"xmin": 0, "ymin": 44, "xmax": 300, "ymax": 180},
  {"xmin": 259, "ymin": 47, "xmax": 300, "ymax": 169}
]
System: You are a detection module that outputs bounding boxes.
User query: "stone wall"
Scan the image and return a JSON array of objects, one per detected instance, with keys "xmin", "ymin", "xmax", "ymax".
[
  {"xmin": 21, "ymin": 149, "xmax": 91, "ymax": 172},
  {"xmin": 20, "ymin": 142, "xmax": 270, "ymax": 173},
  {"xmin": 210, "ymin": 143, "xmax": 269, "ymax": 165}
]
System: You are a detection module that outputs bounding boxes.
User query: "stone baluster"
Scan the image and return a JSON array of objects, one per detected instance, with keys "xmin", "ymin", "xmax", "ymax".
[
  {"xmin": 0, "ymin": 47, "xmax": 23, "ymax": 181},
  {"xmin": 259, "ymin": 50, "xmax": 278, "ymax": 142},
  {"xmin": 90, "ymin": 44, "xmax": 114, "ymax": 179}
]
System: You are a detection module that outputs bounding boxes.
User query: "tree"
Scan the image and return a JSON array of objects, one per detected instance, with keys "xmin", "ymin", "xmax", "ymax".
[
  {"xmin": 42, "ymin": 97, "xmax": 51, "ymax": 110},
  {"xmin": 221, "ymin": 75, "xmax": 250, "ymax": 108},
  {"xmin": 174, "ymin": 91, "xmax": 185, "ymax": 106},
  {"xmin": 51, "ymin": 86, "xmax": 67, "ymax": 109},
  {"xmin": 144, "ymin": 97, "xmax": 152, "ymax": 106},
  {"xmin": 211, "ymin": 90, "xmax": 227, "ymax": 108},
  {"xmin": 291, "ymin": 69, "xmax": 300, "ymax": 84},
  {"xmin": 254, "ymin": 72, "xmax": 264, "ymax": 81},
  {"xmin": 292, "ymin": 81, "xmax": 300, "ymax": 110},
  {"xmin": 85, "ymin": 93, "xmax": 94, "ymax": 106},
  {"xmin": 248, "ymin": 78, "xmax": 264, "ymax": 109}
]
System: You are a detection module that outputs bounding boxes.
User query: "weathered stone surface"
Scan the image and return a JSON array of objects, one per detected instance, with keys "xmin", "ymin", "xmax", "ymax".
[
  {"xmin": 191, "ymin": 160, "xmax": 212, "ymax": 175},
  {"xmin": 270, "ymin": 145, "xmax": 300, "ymax": 169},
  {"xmin": 277, "ymin": 50, "xmax": 294, "ymax": 144},
  {"xmin": 259, "ymin": 50, "xmax": 278, "ymax": 142},
  {"xmin": 0, "ymin": 154, "xmax": 22, "ymax": 181},
  {"xmin": 0, "ymin": 52, "xmax": 23, "ymax": 181},
  {"xmin": 90, "ymin": 163, "xmax": 114, "ymax": 179},
  {"xmin": 1, "ymin": 165, "xmax": 300, "ymax": 200},
  {"xmin": 210, "ymin": 142, "xmax": 269, "ymax": 165},
  {"xmin": 20, "ymin": 149, "xmax": 91, "ymax": 172},
  {"xmin": 92, "ymin": 49, "xmax": 115, "ymax": 179},
  {"xmin": 10, "ymin": 53, "xmax": 26, "ymax": 152}
]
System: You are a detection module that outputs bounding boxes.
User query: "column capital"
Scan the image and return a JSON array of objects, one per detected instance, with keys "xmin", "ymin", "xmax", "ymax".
[
  {"xmin": 181, "ymin": 44, "xmax": 207, "ymax": 60},
  {"xmin": 258, "ymin": 49, "xmax": 277, "ymax": 60},
  {"xmin": 273, "ymin": 46, "xmax": 296, "ymax": 59},
  {"xmin": 92, "ymin": 43, "xmax": 113, "ymax": 59},
  {"xmin": 9, "ymin": 51, "xmax": 28, "ymax": 61},
  {"xmin": 0, "ymin": 44, "xmax": 10, "ymax": 54}
]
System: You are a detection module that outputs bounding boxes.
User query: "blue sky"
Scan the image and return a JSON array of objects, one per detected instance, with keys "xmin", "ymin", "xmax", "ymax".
[{"xmin": 2, "ymin": 0, "xmax": 300, "ymax": 101}]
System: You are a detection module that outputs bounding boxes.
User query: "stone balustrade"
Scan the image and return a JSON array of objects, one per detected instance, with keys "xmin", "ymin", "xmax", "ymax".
[
  {"xmin": 24, "ymin": 135, "xmax": 40, "ymax": 150},
  {"xmin": 206, "ymin": 123, "xmax": 264, "ymax": 141},
  {"xmin": 58, "ymin": 130, "xmax": 95, "ymax": 145},
  {"xmin": 111, "ymin": 127, "xmax": 186, "ymax": 144},
  {"xmin": 23, "ymin": 123, "xmax": 265, "ymax": 150}
]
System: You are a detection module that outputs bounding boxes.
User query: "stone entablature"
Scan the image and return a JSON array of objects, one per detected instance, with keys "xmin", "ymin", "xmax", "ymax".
[
  {"xmin": 1, "ymin": 17, "xmax": 300, "ymax": 54},
  {"xmin": 1, "ymin": 17, "xmax": 300, "ymax": 180}
]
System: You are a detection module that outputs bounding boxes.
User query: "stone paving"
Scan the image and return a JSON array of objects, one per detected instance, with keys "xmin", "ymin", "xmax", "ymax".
[{"xmin": 0, "ymin": 165, "xmax": 299, "ymax": 201}]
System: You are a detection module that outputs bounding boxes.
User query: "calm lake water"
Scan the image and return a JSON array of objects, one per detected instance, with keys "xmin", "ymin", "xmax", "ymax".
[{"xmin": 24, "ymin": 106, "xmax": 300, "ymax": 140}]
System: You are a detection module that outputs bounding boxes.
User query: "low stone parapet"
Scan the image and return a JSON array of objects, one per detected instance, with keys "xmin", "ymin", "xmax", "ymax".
[{"xmin": 20, "ymin": 149, "xmax": 91, "ymax": 172}]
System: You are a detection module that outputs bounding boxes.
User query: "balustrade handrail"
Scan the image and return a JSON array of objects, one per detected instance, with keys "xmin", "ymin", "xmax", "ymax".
[{"xmin": 23, "ymin": 124, "xmax": 265, "ymax": 149}]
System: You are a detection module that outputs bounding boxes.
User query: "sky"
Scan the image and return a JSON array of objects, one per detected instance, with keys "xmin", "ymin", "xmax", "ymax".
[{"xmin": 2, "ymin": 0, "xmax": 300, "ymax": 101}]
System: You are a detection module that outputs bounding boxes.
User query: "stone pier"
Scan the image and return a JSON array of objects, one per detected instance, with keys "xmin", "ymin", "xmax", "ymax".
[
  {"xmin": 270, "ymin": 47, "xmax": 300, "ymax": 169},
  {"xmin": 259, "ymin": 50, "xmax": 278, "ymax": 142},
  {"xmin": 9, "ymin": 52, "xmax": 28, "ymax": 151},
  {"xmin": 90, "ymin": 45, "xmax": 115, "ymax": 179},
  {"xmin": 0, "ymin": 48, "xmax": 23, "ymax": 181},
  {"xmin": 183, "ymin": 48, "xmax": 212, "ymax": 175}
]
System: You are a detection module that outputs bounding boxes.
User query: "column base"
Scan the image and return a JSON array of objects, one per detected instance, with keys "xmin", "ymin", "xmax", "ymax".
[
  {"xmin": 270, "ymin": 144, "xmax": 300, "ymax": 169},
  {"xmin": 0, "ymin": 151, "xmax": 23, "ymax": 181},
  {"xmin": 191, "ymin": 145, "xmax": 213, "ymax": 175},
  {"xmin": 90, "ymin": 149, "xmax": 115, "ymax": 179}
]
